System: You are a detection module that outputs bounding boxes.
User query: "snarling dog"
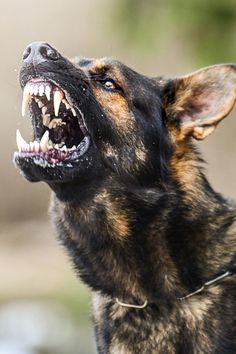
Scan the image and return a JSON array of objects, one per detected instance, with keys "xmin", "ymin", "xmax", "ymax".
[{"xmin": 14, "ymin": 42, "xmax": 236, "ymax": 354}]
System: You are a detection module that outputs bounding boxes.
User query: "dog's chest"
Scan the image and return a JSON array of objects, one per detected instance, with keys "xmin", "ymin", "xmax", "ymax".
[{"xmin": 92, "ymin": 292, "xmax": 216, "ymax": 354}]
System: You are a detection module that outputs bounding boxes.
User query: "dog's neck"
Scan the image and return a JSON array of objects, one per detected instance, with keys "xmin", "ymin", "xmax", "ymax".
[{"xmin": 50, "ymin": 165, "xmax": 236, "ymax": 307}]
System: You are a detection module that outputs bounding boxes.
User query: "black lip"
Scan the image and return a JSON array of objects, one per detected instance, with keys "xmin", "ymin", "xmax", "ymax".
[
  {"xmin": 14, "ymin": 136, "xmax": 90, "ymax": 166},
  {"xmin": 13, "ymin": 141, "xmax": 96, "ymax": 183}
]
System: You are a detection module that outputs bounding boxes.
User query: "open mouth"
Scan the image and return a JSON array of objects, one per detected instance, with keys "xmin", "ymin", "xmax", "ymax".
[{"xmin": 16, "ymin": 78, "xmax": 90, "ymax": 168}]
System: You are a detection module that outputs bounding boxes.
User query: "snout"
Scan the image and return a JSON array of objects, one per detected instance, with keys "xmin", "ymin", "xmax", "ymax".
[{"xmin": 22, "ymin": 41, "xmax": 61, "ymax": 67}]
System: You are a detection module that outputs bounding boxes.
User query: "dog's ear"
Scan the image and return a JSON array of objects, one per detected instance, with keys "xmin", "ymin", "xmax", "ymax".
[{"xmin": 165, "ymin": 64, "xmax": 236, "ymax": 140}]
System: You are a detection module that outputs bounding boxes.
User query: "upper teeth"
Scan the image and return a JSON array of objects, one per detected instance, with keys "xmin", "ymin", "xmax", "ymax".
[
  {"xmin": 48, "ymin": 118, "xmax": 66, "ymax": 129},
  {"xmin": 21, "ymin": 90, "xmax": 32, "ymax": 117},
  {"xmin": 21, "ymin": 81, "xmax": 73, "ymax": 117},
  {"xmin": 53, "ymin": 89, "xmax": 64, "ymax": 117},
  {"xmin": 45, "ymin": 85, "xmax": 51, "ymax": 101},
  {"xmin": 18, "ymin": 80, "xmax": 85, "ymax": 157}
]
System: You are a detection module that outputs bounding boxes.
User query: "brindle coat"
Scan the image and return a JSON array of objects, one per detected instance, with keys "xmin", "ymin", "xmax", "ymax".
[{"xmin": 15, "ymin": 42, "xmax": 236, "ymax": 353}]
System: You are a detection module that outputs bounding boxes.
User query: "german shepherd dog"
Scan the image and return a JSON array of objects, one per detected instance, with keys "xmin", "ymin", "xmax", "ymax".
[{"xmin": 14, "ymin": 42, "xmax": 236, "ymax": 354}]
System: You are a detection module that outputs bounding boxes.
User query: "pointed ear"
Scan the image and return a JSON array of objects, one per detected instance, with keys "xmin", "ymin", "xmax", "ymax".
[{"xmin": 165, "ymin": 64, "xmax": 236, "ymax": 140}]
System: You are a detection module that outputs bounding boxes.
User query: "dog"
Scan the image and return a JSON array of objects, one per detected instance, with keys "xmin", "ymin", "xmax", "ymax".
[{"xmin": 14, "ymin": 42, "xmax": 236, "ymax": 354}]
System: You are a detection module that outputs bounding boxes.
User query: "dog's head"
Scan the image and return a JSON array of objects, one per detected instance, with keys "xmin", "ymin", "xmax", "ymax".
[{"xmin": 14, "ymin": 42, "xmax": 236, "ymax": 197}]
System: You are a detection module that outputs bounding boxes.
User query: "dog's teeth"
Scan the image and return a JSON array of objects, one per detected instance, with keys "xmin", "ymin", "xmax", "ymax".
[
  {"xmin": 33, "ymin": 85, "xmax": 38, "ymax": 96},
  {"xmin": 53, "ymin": 89, "xmax": 64, "ymax": 117},
  {"xmin": 61, "ymin": 145, "xmax": 67, "ymax": 152},
  {"xmin": 71, "ymin": 145, "xmax": 76, "ymax": 151},
  {"xmin": 48, "ymin": 120, "xmax": 55, "ymax": 129},
  {"xmin": 42, "ymin": 115, "xmax": 51, "ymax": 127},
  {"xmin": 29, "ymin": 142, "xmax": 35, "ymax": 151},
  {"xmin": 29, "ymin": 84, "xmax": 34, "ymax": 95},
  {"xmin": 22, "ymin": 87, "xmax": 32, "ymax": 117},
  {"xmin": 34, "ymin": 141, "xmax": 40, "ymax": 153},
  {"xmin": 45, "ymin": 85, "xmax": 51, "ymax": 101},
  {"xmin": 42, "ymin": 106, "xmax": 48, "ymax": 115},
  {"xmin": 62, "ymin": 99, "xmax": 70, "ymax": 110},
  {"xmin": 48, "ymin": 118, "xmax": 56, "ymax": 129},
  {"xmin": 39, "ymin": 85, "xmax": 44, "ymax": 96},
  {"xmin": 71, "ymin": 107, "xmax": 77, "ymax": 117},
  {"xmin": 48, "ymin": 118, "xmax": 65, "ymax": 129},
  {"xmin": 38, "ymin": 101, "xmax": 44, "ymax": 108},
  {"xmin": 23, "ymin": 144, "xmax": 30, "ymax": 152},
  {"xmin": 40, "ymin": 130, "xmax": 49, "ymax": 152},
  {"xmin": 24, "ymin": 84, "xmax": 31, "ymax": 96},
  {"xmin": 16, "ymin": 129, "xmax": 28, "ymax": 151}
]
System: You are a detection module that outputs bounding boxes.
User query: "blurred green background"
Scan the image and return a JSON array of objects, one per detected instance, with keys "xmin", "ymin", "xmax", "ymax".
[{"xmin": 0, "ymin": 0, "xmax": 236, "ymax": 353}]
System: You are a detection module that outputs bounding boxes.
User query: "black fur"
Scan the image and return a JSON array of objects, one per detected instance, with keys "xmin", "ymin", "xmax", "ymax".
[{"xmin": 14, "ymin": 42, "xmax": 236, "ymax": 353}]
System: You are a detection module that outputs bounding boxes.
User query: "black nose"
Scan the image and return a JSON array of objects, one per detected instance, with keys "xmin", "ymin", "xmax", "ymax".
[{"xmin": 22, "ymin": 41, "xmax": 60, "ymax": 64}]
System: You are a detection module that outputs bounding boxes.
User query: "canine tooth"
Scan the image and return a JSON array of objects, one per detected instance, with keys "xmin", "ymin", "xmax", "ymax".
[
  {"xmin": 62, "ymin": 99, "xmax": 70, "ymax": 110},
  {"xmin": 24, "ymin": 84, "xmax": 31, "ymax": 96},
  {"xmin": 42, "ymin": 115, "xmax": 51, "ymax": 127},
  {"xmin": 70, "ymin": 145, "xmax": 76, "ymax": 151},
  {"xmin": 71, "ymin": 107, "xmax": 77, "ymax": 117},
  {"xmin": 22, "ymin": 88, "xmax": 32, "ymax": 117},
  {"xmin": 48, "ymin": 140, "xmax": 53, "ymax": 148},
  {"xmin": 45, "ymin": 85, "xmax": 51, "ymax": 101},
  {"xmin": 39, "ymin": 85, "xmax": 44, "ymax": 96},
  {"xmin": 55, "ymin": 144, "xmax": 60, "ymax": 149},
  {"xmin": 16, "ymin": 129, "xmax": 27, "ymax": 151},
  {"xmin": 40, "ymin": 130, "xmax": 49, "ymax": 152},
  {"xmin": 42, "ymin": 106, "xmax": 48, "ymax": 115},
  {"xmin": 53, "ymin": 89, "xmax": 64, "ymax": 117}
]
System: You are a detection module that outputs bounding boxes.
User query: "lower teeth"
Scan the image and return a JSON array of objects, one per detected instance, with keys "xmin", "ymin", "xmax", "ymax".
[
  {"xmin": 33, "ymin": 157, "xmax": 73, "ymax": 168},
  {"xmin": 16, "ymin": 129, "xmax": 79, "ymax": 154}
]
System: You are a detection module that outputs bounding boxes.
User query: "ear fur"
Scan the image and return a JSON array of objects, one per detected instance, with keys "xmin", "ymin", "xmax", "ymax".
[{"xmin": 165, "ymin": 64, "xmax": 236, "ymax": 140}]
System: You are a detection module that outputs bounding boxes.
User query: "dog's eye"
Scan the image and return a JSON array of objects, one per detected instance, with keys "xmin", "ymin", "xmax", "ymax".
[
  {"xmin": 97, "ymin": 78, "xmax": 123, "ymax": 93},
  {"xmin": 103, "ymin": 79, "xmax": 116, "ymax": 90}
]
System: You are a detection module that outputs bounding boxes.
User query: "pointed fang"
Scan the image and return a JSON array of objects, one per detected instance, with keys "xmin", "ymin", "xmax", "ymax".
[
  {"xmin": 22, "ymin": 90, "xmax": 32, "ymax": 117},
  {"xmin": 16, "ymin": 129, "xmax": 27, "ymax": 151},
  {"xmin": 40, "ymin": 130, "xmax": 49, "ymax": 152},
  {"xmin": 53, "ymin": 89, "xmax": 64, "ymax": 117}
]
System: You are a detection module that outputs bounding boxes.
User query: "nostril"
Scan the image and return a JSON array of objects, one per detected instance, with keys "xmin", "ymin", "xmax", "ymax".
[
  {"xmin": 23, "ymin": 46, "xmax": 31, "ymax": 60},
  {"xmin": 40, "ymin": 46, "xmax": 60, "ymax": 61},
  {"xmin": 22, "ymin": 42, "xmax": 60, "ymax": 65}
]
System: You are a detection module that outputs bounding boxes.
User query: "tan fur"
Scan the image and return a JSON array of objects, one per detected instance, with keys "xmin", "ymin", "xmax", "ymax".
[
  {"xmin": 92, "ymin": 86, "xmax": 136, "ymax": 134},
  {"xmin": 95, "ymin": 190, "xmax": 130, "ymax": 240}
]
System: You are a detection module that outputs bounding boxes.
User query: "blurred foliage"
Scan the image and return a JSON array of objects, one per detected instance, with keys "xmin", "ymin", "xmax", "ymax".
[
  {"xmin": 112, "ymin": 0, "xmax": 236, "ymax": 65},
  {"xmin": 51, "ymin": 282, "xmax": 91, "ymax": 325}
]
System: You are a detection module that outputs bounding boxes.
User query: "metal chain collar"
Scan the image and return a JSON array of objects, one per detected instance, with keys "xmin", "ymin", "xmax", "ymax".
[{"xmin": 116, "ymin": 269, "xmax": 235, "ymax": 309}]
